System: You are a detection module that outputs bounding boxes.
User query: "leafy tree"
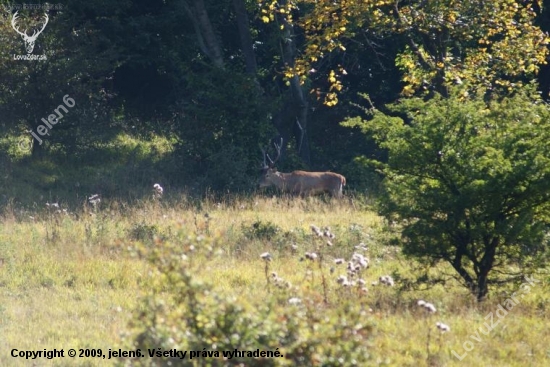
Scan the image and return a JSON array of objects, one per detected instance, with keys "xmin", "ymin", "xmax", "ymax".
[
  {"xmin": 0, "ymin": 3, "xmax": 122, "ymax": 157},
  {"xmin": 343, "ymin": 86, "xmax": 550, "ymax": 301},
  {"xmin": 260, "ymin": 0, "xmax": 549, "ymax": 104}
]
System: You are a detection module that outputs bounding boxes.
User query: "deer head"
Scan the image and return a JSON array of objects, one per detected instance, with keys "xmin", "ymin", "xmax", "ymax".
[
  {"xmin": 260, "ymin": 137, "xmax": 283, "ymax": 171},
  {"xmin": 11, "ymin": 11, "xmax": 49, "ymax": 54},
  {"xmin": 259, "ymin": 138, "xmax": 283, "ymax": 187}
]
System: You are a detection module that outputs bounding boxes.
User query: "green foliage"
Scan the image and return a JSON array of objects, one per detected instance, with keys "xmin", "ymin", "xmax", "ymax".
[
  {"xmin": 341, "ymin": 156, "xmax": 382, "ymax": 195},
  {"xmin": 123, "ymin": 230, "xmax": 375, "ymax": 366},
  {"xmin": 242, "ymin": 220, "xmax": 281, "ymax": 241},
  {"xmin": 128, "ymin": 223, "xmax": 160, "ymax": 244},
  {"xmin": 174, "ymin": 69, "xmax": 275, "ymax": 191},
  {"xmin": 261, "ymin": 0, "xmax": 548, "ymax": 102},
  {"xmin": 344, "ymin": 85, "xmax": 550, "ymax": 300}
]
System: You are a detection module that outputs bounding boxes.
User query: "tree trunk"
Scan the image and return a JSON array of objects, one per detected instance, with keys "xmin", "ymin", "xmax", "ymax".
[
  {"xmin": 475, "ymin": 237, "xmax": 498, "ymax": 302},
  {"xmin": 276, "ymin": 4, "xmax": 311, "ymax": 165},
  {"xmin": 184, "ymin": 0, "xmax": 224, "ymax": 69},
  {"xmin": 232, "ymin": 0, "xmax": 257, "ymax": 75},
  {"xmin": 476, "ymin": 273, "xmax": 489, "ymax": 302},
  {"xmin": 31, "ymin": 136, "xmax": 45, "ymax": 158}
]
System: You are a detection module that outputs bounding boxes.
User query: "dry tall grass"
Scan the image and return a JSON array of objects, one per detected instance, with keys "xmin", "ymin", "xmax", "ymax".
[{"xmin": 0, "ymin": 195, "xmax": 548, "ymax": 366}]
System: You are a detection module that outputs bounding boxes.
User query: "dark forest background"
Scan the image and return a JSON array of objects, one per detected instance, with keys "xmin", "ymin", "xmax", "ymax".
[{"xmin": 1, "ymin": 0, "xmax": 549, "ymax": 206}]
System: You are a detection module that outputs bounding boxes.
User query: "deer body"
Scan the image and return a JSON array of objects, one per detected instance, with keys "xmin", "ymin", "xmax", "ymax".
[
  {"xmin": 259, "ymin": 168, "xmax": 346, "ymax": 198},
  {"xmin": 259, "ymin": 139, "xmax": 346, "ymax": 198}
]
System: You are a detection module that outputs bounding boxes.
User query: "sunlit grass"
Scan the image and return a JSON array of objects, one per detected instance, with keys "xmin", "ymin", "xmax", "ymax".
[{"xmin": 0, "ymin": 196, "xmax": 548, "ymax": 366}]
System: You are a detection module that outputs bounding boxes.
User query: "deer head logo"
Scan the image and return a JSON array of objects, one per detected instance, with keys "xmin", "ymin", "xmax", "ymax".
[{"xmin": 11, "ymin": 11, "xmax": 49, "ymax": 54}]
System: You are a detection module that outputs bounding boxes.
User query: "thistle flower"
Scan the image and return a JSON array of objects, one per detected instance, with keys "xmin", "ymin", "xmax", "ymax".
[
  {"xmin": 288, "ymin": 297, "xmax": 301, "ymax": 305},
  {"xmin": 417, "ymin": 300, "xmax": 437, "ymax": 313},
  {"xmin": 305, "ymin": 252, "xmax": 318, "ymax": 261},
  {"xmin": 379, "ymin": 275, "xmax": 395, "ymax": 286},
  {"xmin": 310, "ymin": 225, "xmax": 322, "ymax": 237},
  {"xmin": 260, "ymin": 252, "xmax": 272, "ymax": 261},
  {"xmin": 349, "ymin": 253, "xmax": 369, "ymax": 271},
  {"xmin": 88, "ymin": 194, "xmax": 101, "ymax": 206},
  {"xmin": 424, "ymin": 303, "xmax": 437, "ymax": 313},
  {"xmin": 337, "ymin": 275, "xmax": 348, "ymax": 284},
  {"xmin": 153, "ymin": 183, "xmax": 164, "ymax": 198},
  {"xmin": 436, "ymin": 322, "xmax": 450, "ymax": 332},
  {"xmin": 354, "ymin": 243, "xmax": 368, "ymax": 251}
]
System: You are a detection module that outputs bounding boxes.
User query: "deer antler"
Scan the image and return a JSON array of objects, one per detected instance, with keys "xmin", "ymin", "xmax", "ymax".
[
  {"xmin": 260, "ymin": 138, "xmax": 283, "ymax": 169},
  {"xmin": 11, "ymin": 12, "xmax": 49, "ymax": 39},
  {"xmin": 11, "ymin": 11, "xmax": 27, "ymax": 38},
  {"xmin": 260, "ymin": 146, "xmax": 269, "ymax": 170},
  {"xmin": 32, "ymin": 13, "xmax": 49, "ymax": 38},
  {"xmin": 266, "ymin": 138, "xmax": 283, "ymax": 167}
]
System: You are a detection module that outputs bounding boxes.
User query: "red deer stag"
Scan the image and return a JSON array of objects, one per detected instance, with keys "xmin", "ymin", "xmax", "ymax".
[{"xmin": 259, "ymin": 139, "xmax": 346, "ymax": 198}]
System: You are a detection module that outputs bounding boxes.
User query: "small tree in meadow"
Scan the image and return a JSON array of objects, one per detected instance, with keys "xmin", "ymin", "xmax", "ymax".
[{"xmin": 344, "ymin": 86, "xmax": 550, "ymax": 301}]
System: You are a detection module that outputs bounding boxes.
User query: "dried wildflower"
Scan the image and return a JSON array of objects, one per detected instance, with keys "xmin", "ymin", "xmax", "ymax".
[
  {"xmin": 326, "ymin": 240, "xmax": 333, "ymax": 247},
  {"xmin": 310, "ymin": 225, "xmax": 322, "ymax": 237},
  {"xmin": 351, "ymin": 253, "xmax": 369, "ymax": 269},
  {"xmin": 436, "ymin": 322, "xmax": 450, "ymax": 332},
  {"xmin": 288, "ymin": 297, "xmax": 301, "ymax": 305},
  {"xmin": 357, "ymin": 279, "xmax": 366, "ymax": 286},
  {"xmin": 153, "ymin": 183, "xmax": 164, "ymax": 198},
  {"xmin": 337, "ymin": 275, "xmax": 348, "ymax": 284},
  {"xmin": 260, "ymin": 252, "xmax": 272, "ymax": 261},
  {"xmin": 46, "ymin": 202, "xmax": 59, "ymax": 208},
  {"xmin": 354, "ymin": 243, "xmax": 368, "ymax": 251},
  {"xmin": 88, "ymin": 194, "xmax": 101, "ymax": 206},
  {"xmin": 379, "ymin": 275, "xmax": 395, "ymax": 286},
  {"xmin": 417, "ymin": 300, "xmax": 437, "ymax": 313},
  {"xmin": 305, "ymin": 252, "xmax": 318, "ymax": 261},
  {"xmin": 424, "ymin": 303, "xmax": 437, "ymax": 313}
]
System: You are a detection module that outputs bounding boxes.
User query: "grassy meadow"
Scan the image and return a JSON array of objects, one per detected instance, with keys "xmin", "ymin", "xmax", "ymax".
[{"xmin": 0, "ymin": 194, "xmax": 549, "ymax": 366}]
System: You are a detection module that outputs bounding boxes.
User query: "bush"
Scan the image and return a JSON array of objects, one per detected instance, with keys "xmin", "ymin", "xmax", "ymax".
[
  {"xmin": 122, "ymin": 229, "xmax": 376, "ymax": 366},
  {"xmin": 344, "ymin": 86, "xmax": 550, "ymax": 301},
  {"xmin": 241, "ymin": 220, "xmax": 281, "ymax": 241}
]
